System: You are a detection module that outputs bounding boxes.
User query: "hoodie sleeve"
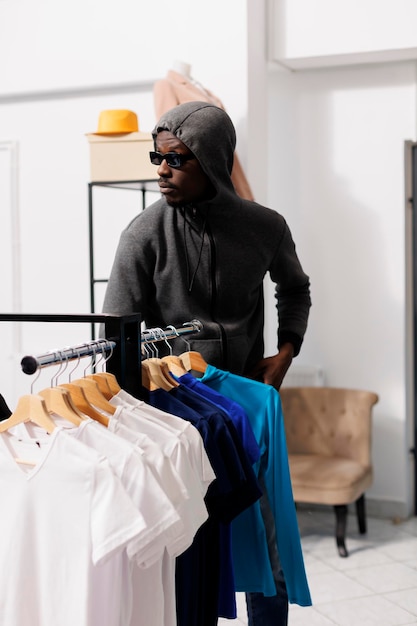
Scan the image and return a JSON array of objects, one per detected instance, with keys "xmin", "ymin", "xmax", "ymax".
[
  {"xmin": 101, "ymin": 226, "xmax": 153, "ymax": 322},
  {"xmin": 269, "ymin": 221, "xmax": 311, "ymax": 356}
]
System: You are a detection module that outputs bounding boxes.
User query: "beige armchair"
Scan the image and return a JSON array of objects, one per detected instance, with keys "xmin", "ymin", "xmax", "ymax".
[{"xmin": 279, "ymin": 386, "xmax": 379, "ymax": 557}]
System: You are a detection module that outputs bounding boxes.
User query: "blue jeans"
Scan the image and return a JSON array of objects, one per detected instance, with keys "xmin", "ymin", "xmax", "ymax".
[
  {"xmin": 245, "ymin": 575, "xmax": 288, "ymax": 626},
  {"xmin": 246, "ymin": 483, "xmax": 289, "ymax": 626}
]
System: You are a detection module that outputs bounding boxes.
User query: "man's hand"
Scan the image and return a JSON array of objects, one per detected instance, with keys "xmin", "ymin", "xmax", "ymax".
[{"xmin": 249, "ymin": 343, "xmax": 294, "ymax": 391}]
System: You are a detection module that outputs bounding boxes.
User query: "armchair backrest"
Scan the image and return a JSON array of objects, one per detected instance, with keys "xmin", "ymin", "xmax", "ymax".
[{"xmin": 280, "ymin": 387, "xmax": 379, "ymax": 467}]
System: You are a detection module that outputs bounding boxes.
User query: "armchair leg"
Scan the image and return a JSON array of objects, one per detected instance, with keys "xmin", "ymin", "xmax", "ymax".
[
  {"xmin": 356, "ymin": 493, "xmax": 367, "ymax": 534},
  {"xmin": 334, "ymin": 504, "xmax": 348, "ymax": 557}
]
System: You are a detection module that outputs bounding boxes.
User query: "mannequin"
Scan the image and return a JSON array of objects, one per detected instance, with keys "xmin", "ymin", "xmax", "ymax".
[
  {"xmin": 172, "ymin": 59, "xmax": 192, "ymax": 78},
  {"xmin": 153, "ymin": 61, "xmax": 254, "ymax": 201}
]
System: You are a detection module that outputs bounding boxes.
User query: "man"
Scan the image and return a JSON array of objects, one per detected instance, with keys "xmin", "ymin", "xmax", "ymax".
[
  {"xmin": 103, "ymin": 101, "xmax": 311, "ymax": 388},
  {"xmin": 102, "ymin": 101, "xmax": 311, "ymax": 625}
]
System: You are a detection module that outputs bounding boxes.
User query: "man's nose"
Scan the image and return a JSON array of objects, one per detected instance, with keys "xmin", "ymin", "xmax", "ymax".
[{"xmin": 157, "ymin": 159, "xmax": 171, "ymax": 176}]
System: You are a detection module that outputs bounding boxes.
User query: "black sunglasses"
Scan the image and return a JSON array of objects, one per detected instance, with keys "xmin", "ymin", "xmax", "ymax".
[{"xmin": 149, "ymin": 151, "xmax": 195, "ymax": 169}]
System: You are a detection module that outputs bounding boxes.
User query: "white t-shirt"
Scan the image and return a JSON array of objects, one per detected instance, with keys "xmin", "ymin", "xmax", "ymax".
[
  {"xmin": 108, "ymin": 404, "xmax": 211, "ymax": 548},
  {"xmin": 18, "ymin": 416, "xmax": 187, "ymax": 626},
  {"xmin": 112, "ymin": 390, "xmax": 215, "ymax": 488},
  {"xmin": 108, "ymin": 418, "xmax": 190, "ymax": 555},
  {"xmin": 67, "ymin": 418, "xmax": 184, "ymax": 563},
  {"xmin": 108, "ymin": 405, "xmax": 213, "ymax": 626},
  {"xmin": 0, "ymin": 427, "xmax": 148, "ymax": 626}
]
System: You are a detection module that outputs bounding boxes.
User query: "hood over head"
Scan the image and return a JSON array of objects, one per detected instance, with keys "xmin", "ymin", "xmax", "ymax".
[{"xmin": 152, "ymin": 101, "xmax": 236, "ymax": 196}]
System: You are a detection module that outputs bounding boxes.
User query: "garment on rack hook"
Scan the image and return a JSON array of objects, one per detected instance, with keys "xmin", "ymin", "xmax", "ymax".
[
  {"xmin": 0, "ymin": 393, "xmax": 12, "ymax": 420},
  {"xmin": 199, "ymin": 364, "xmax": 312, "ymax": 607}
]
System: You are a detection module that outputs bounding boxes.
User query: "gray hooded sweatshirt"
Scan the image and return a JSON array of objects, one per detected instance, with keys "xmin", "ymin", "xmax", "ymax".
[{"xmin": 102, "ymin": 101, "xmax": 311, "ymax": 374}]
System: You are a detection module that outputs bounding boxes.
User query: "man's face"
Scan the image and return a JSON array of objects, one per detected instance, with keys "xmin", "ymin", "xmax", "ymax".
[{"xmin": 154, "ymin": 131, "xmax": 212, "ymax": 207}]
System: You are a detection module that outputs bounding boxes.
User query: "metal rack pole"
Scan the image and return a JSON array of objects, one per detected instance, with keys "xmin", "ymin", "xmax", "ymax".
[
  {"xmin": 20, "ymin": 339, "xmax": 117, "ymax": 375},
  {"xmin": 0, "ymin": 313, "xmax": 142, "ymax": 398}
]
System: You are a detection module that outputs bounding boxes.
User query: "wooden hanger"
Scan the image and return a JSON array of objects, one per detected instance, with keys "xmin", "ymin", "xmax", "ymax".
[
  {"xmin": 159, "ymin": 360, "xmax": 180, "ymax": 387},
  {"xmin": 141, "ymin": 359, "xmax": 179, "ymax": 391},
  {"xmin": 0, "ymin": 394, "xmax": 56, "ymax": 434},
  {"xmin": 85, "ymin": 373, "xmax": 113, "ymax": 399},
  {"xmin": 58, "ymin": 383, "xmax": 109, "ymax": 427},
  {"xmin": 141, "ymin": 363, "xmax": 159, "ymax": 392},
  {"xmin": 180, "ymin": 351, "xmax": 208, "ymax": 374},
  {"xmin": 93, "ymin": 372, "xmax": 121, "ymax": 395},
  {"xmin": 87, "ymin": 341, "xmax": 122, "ymax": 397},
  {"xmin": 71, "ymin": 377, "xmax": 116, "ymax": 416},
  {"xmin": 38, "ymin": 387, "xmax": 85, "ymax": 426},
  {"xmin": 161, "ymin": 355, "xmax": 188, "ymax": 377}
]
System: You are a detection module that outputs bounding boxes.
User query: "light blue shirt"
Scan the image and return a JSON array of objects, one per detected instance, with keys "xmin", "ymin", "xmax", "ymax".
[{"xmin": 200, "ymin": 365, "xmax": 312, "ymax": 607}]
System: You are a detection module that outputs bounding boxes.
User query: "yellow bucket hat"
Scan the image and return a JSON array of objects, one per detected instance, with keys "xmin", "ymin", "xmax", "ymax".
[{"xmin": 94, "ymin": 109, "xmax": 139, "ymax": 135}]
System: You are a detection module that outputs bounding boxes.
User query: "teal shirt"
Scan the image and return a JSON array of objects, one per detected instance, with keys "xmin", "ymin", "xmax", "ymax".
[{"xmin": 200, "ymin": 365, "xmax": 312, "ymax": 607}]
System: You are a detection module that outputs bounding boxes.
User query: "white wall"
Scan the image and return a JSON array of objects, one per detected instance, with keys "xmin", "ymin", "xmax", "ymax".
[
  {"xmin": 268, "ymin": 62, "xmax": 416, "ymax": 517},
  {"xmin": 0, "ymin": 0, "xmax": 246, "ymax": 94},
  {"xmin": 0, "ymin": 0, "xmax": 248, "ymax": 404},
  {"xmin": 247, "ymin": 0, "xmax": 417, "ymax": 517},
  {"xmin": 271, "ymin": 0, "xmax": 417, "ymax": 63}
]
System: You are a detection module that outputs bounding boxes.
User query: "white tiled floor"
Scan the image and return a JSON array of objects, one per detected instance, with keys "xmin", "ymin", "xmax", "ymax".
[{"xmin": 218, "ymin": 507, "xmax": 417, "ymax": 625}]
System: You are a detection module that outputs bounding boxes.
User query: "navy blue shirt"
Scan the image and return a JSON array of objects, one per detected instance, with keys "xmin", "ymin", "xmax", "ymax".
[{"xmin": 142, "ymin": 385, "xmax": 262, "ymax": 625}]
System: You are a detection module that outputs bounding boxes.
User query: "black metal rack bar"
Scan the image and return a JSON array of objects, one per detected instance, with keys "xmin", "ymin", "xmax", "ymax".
[
  {"xmin": 0, "ymin": 313, "xmax": 142, "ymax": 398},
  {"xmin": 0, "ymin": 315, "xmax": 203, "ymax": 401}
]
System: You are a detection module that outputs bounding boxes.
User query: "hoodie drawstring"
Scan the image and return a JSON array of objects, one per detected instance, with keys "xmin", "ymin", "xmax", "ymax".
[{"xmin": 183, "ymin": 209, "xmax": 208, "ymax": 293}]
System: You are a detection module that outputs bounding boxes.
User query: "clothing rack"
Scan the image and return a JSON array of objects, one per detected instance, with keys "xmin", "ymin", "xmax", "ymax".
[
  {"xmin": 141, "ymin": 319, "xmax": 203, "ymax": 345},
  {"xmin": 20, "ymin": 338, "xmax": 117, "ymax": 375},
  {"xmin": 19, "ymin": 319, "xmax": 203, "ymax": 372},
  {"xmin": 0, "ymin": 313, "xmax": 142, "ymax": 397},
  {"xmin": 0, "ymin": 314, "xmax": 202, "ymax": 399}
]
